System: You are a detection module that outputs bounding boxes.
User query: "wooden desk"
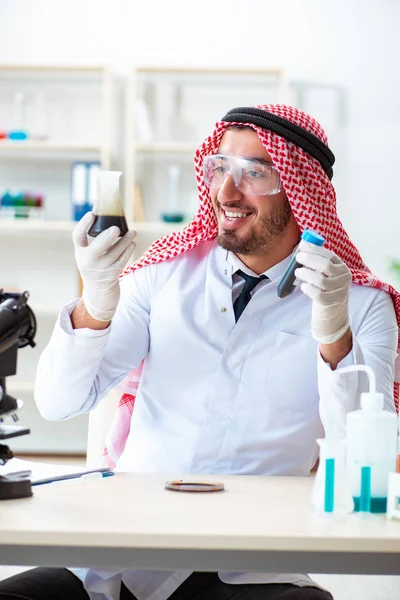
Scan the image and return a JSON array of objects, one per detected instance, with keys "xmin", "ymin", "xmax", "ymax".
[{"xmin": 0, "ymin": 473, "xmax": 399, "ymax": 575}]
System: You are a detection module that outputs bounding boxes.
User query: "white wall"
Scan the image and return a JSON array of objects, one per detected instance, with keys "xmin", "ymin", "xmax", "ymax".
[{"xmin": 0, "ymin": 0, "xmax": 399, "ymax": 285}]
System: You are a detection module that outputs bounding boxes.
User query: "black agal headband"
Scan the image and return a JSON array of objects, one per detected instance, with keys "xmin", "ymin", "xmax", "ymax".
[{"xmin": 221, "ymin": 107, "xmax": 335, "ymax": 180}]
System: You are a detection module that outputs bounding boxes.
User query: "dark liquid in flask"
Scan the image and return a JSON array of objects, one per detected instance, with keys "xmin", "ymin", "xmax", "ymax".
[{"xmin": 88, "ymin": 215, "xmax": 129, "ymax": 237}]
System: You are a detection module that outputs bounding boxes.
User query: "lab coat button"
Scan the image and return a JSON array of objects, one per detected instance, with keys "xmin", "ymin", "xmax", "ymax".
[{"xmin": 221, "ymin": 307, "xmax": 227, "ymax": 313}]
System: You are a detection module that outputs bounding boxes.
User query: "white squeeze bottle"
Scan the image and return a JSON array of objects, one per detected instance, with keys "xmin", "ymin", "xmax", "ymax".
[{"xmin": 342, "ymin": 365, "xmax": 397, "ymax": 513}]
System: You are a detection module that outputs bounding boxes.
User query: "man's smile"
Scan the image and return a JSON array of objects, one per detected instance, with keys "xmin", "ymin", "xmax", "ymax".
[{"xmin": 217, "ymin": 203, "xmax": 254, "ymax": 230}]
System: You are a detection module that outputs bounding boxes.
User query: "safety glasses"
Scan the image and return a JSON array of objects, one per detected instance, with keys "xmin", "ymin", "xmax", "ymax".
[{"xmin": 203, "ymin": 154, "xmax": 282, "ymax": 196}]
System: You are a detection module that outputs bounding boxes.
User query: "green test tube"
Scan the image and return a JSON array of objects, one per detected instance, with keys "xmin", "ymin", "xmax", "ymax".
[
  {"xmin": 360, "ymin": 466, "xmax": 371, "ymax": 512},
  {"xmin": 324, "ymin": 458, "xmax": 335, "ymax": 513}
]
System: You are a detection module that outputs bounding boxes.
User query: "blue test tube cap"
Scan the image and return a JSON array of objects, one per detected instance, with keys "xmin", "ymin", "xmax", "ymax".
[
  {"xmin": 277, "ymin": 228, "xmax": 325, "ymax": 299},
  {"xmin": 301, "ymin": 229, "xmax": 325, "ymax": 246}
]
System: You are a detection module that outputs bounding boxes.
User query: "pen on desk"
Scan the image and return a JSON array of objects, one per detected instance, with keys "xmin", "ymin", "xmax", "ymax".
[
  {"xmin": 31, "ymin": 467, "xmax": 114, "ymax": 486},
  {"xmin": 48, "ymin": 471, "xmax": 115, "ymax": 487},
  {"xmin": 5, "ymin": 470, "xmax": 32, "ymax": 478}
]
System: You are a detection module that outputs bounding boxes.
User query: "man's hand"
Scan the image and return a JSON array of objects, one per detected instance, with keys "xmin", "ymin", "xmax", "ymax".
[
  {"xmin": 295, "ymin": 240, "xmax": 352, "ymax": 345},
  {"xmin": 72, "ymin": 211, "xmax": 136, "ymax": 322}
]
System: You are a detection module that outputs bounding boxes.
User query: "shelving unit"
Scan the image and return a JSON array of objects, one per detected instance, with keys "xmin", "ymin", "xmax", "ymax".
[
  {"xmin": 0, "ymin": 141, "xmax": 104, "ymax": 151},
  {"xmin": 0, "ymin": 141, "xmax": 104, "ymax": 162},
  {"xmin": 0, "ymin": 66, "xmax": 114, "ymax": 160},
  {"xmin": 124, "ymin": 65, "xmax": 289, "ymax": 226},
  {"xmin": 0, "ymin": 64, "xmax": 119, "ymax": 455},
  {"xmin": 0, "ymin": 220, "xmax": 74, "ymax": 233}
]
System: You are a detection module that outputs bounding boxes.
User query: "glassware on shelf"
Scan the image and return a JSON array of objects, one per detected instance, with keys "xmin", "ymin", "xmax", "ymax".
[
  {"xmin": 0, "ymin": 191, "xmax": 14, "ymax": 219},
  {"xmin": 0, "ymin": 94, "xmax": 6, "ymax": 140},
  {"xmin": 28, "ymin": 193, "xmax": 44, "ymax": 219},
  {"xmin": 0, "ymin": 190, "xmax": 44, "ymax": 220},
  {"xmin": 8, "ymin": 92, "xmax": 28, "ymax": 141},
  {"xmin": 14, "ymin": 192, "xmax": 26, "ymax": 218},
  {"xmin": 71, "ymin": 162, "xmax": 92, "ymax": 222},
  {"xmin": 161, "ymin": 164, "xmax": 185, "ymax": 223}
]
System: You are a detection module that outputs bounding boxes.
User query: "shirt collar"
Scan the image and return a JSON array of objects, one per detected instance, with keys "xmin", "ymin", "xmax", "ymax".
[{"xmin": 225, "ymin": 248, "xmax": 296, "ymax": 283}]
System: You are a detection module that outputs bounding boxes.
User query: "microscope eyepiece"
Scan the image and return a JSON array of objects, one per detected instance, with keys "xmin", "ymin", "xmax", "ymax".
[{"xmin": 0, "ymin": 290, "xmax": 36, "ymax": 353}]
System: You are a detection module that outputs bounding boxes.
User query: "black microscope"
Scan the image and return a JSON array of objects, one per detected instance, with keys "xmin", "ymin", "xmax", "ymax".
[{"xmin": 0, "ymin": 290, "xmax": 36, "ymax": 499}]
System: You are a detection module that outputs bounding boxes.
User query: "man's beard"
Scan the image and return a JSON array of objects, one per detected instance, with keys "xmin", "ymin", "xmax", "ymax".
[{"xmin": 216, "ymin": 196, "xmax": 293, "ymax": 255}]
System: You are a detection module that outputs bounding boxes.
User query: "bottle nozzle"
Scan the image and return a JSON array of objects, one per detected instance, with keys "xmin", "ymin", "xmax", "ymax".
[
  {"xmin": 335, "ymin": 365, "xmax": 384, "ymax": 411},
  {"xmin": 335, "ymin": 364, "xmax": 376, "ymax": 395}
]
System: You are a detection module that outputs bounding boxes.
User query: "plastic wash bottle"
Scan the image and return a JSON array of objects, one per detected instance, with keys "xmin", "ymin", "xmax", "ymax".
[{"xmin": 342, "ymin": 365, "xmax": 397, "ymax": 513}]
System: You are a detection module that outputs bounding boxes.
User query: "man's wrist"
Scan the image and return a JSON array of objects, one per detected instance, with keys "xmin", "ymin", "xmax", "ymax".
[
  {"xmin": 71, "ymin": 298, "xmax": 111, "ymax": 330},
  {"xmin": 319, "ymin": 327, "xmax": 353, "ymax": 370}
]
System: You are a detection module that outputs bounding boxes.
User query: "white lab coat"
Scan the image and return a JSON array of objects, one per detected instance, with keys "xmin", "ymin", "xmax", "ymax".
[{"xmin": 35, "ymin": 238, "xmax": 399, "ymax": 600}]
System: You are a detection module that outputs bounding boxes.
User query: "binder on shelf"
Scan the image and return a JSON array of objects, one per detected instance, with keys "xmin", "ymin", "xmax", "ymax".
[
  {"xmin": 71, "ymin": 161, "xmax": 100, "ymax": 221},
  {"xmin": 71, "ymin": 162, "xmax": 87, "ymax": 221}
]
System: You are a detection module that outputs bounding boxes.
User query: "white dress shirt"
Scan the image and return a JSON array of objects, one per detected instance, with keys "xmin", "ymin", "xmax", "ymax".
[{"xmin": 35, "ymin": 238, "xmax": 399, "ymax": 600}]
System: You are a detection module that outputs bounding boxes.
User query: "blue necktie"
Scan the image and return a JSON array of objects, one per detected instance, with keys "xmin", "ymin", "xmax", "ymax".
[{"xmin": 233, "ymin": 269, "xmax": 268, "ymax": 322}]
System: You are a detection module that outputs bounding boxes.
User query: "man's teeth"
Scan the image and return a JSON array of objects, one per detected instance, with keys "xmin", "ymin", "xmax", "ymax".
[{"xmin": 224, "ymin": 210, "xmax": 248, "ymax": 218}]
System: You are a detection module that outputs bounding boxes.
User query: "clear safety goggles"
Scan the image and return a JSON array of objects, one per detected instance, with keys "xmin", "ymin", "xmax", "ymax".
[{"xmin": 203, "ymin": 154, "xmax": 283, "ymax": 196}]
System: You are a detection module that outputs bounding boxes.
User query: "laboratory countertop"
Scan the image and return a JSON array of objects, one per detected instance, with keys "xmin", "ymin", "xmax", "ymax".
[{"xmin": 0, "ymin": 473, "xmax": 399, "ymax": 574}]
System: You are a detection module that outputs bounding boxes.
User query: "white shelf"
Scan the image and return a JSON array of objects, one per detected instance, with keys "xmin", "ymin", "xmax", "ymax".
[
  {"xmin": 0, "ymin": 142, "xmax": 101, "ymax": 151},
  {"xmin": 0, "ymin": 220, "xmax": 74, "ymax": 234},
  {"xmin": 0, "ymin": 141, "xmax": 102, "ymax": 161},
  {"xmin": 136, "ymin": 65, "xmax": 285, "ymax": 74},
  {"xmin": 0, "ymin": 220, "xmax": 73, "ymax": 231},
  {"xmin": 135, "ymin": 142, "xmax": 198, "ymax": 154},
  {"xmin": 0, "ymin": 64, "xmax": 106, "ymax": 73}
]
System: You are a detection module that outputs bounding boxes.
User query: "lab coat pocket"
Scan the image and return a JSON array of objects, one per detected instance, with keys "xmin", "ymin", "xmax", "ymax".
[{"xmin": 266, "ymin": 331, "xmax": 318, "ymax": 412}]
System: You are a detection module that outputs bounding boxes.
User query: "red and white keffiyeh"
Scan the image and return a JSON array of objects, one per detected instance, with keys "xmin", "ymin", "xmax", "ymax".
[{"xmin": 102, "ymin": 104, "xmax": 400, "ymax": 467}]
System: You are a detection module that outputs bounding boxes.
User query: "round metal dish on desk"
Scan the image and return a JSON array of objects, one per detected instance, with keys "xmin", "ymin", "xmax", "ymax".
[{"xmin": 164, "ymin": 480, "xmax": 225, "ymax": 493}]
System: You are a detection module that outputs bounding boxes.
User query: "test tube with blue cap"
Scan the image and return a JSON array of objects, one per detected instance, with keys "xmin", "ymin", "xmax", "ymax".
[{"xmin": 277, "ymin": 229, "xmax": 325, "ymax": 298}]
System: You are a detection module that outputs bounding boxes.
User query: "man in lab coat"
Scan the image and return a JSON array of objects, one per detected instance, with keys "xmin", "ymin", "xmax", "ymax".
[{"xmin": 2, "ymin": 105, "xmax": 398, "ymax": 600}]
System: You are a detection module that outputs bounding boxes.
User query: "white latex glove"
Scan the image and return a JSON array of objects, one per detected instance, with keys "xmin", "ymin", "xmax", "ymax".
[
  {"xmin": 294, "ymin": 240, "xmax": 352, "ymax": 344},
  {"xmin": 72, "ymin": 211, "xmax": 136, "ymax": 322}
]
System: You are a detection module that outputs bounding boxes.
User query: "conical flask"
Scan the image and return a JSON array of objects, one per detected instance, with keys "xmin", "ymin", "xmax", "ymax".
[
  {"xmin": 88, "ymin": 170, "xmax": 128, "ymax": 238},
  {"xmin": 310, "ymin": 438, "xmax": 354, "ymax": 515}
]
